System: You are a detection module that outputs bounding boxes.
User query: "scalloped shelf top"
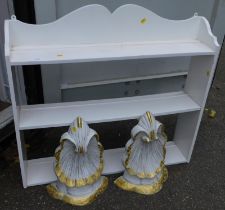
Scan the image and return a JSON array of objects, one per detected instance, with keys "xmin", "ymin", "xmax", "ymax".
[{"xmin": 5, "ymin": 4, "xmax": 219, "ymax": 65}]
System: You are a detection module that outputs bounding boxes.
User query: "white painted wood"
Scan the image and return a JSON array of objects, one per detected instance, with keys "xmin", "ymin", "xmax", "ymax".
[
  {"xmin": 102, "ymin": 148, "xmax": 125, "ymax": 175},
  {"xmin": 197, "ymin": 17, "xmax": 220, "ymax": 51},
  {"xmin": 26, "ymin": 142, "xmax": 186, "ymax": 186},
  {"xmin": 174, "ymin": 48, "xmax": 220, "ymax": 162},
  {"xmin": 185, "ymin": 56, "xmax": 215, "ymax": 106},
  {"xmin": 18, "ymin": 91, "xmax": 200, "ymax": 130},
  {"xmin": 61, "ymin": 57, "xmax": 189, "ymax": 88},
  {"xmin": 174, "ymin": 111, "xmax": 200, "ymax": 161},
  {"xmin": 9, "ymin": 41, "xmax": 214, "ymax": 66},
  {"xmin": 6, "ymin": 4, "xmax": 219, "ymax": 66},
  {"xmin": 26, "ymin": 157, "xmax": 55, "ymax": 187},
  {"xmin": 165, "ymin": 142, "xmax": 187, "ymax": 165},
  {"xmin": 7, "ymin": 4, "xmax": 217, "ymax": 46},
  {"xmin": 61, "ymin": 72, "xmax": 188, "ymax": 90},
  {"xmin": 62, "ymin": 76, "xmax": 186, "ymax": 102},
  {"xmin": 5, "ymin": 53, "xmax": 27, "ymax": 188},
  {"xmin": 60, "ymin": 56, "xmax": 188, "ymax": 102}
]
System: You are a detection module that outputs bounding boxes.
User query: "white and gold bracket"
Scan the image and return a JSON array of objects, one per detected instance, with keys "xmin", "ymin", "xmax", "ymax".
[
  {"xmin": 47, "ymin": 117, "xmax": 108, "ymax": 206},
  {"xmin": 115, "ymin": 112, "xmax": 168, "ymax": 195}
]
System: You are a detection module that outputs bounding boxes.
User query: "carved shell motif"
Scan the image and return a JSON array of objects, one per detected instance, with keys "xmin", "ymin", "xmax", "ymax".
[
  {"xmin": 124, "ymin": 112, "xmax": 167, "ymax": 179},
  {"xmin": 54, "ymin": 117, "xmax": 104, "ymax": 188}
]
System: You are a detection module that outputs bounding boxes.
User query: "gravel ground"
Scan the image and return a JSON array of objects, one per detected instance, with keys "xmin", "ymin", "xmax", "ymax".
[{"xmin": 0, "ymin": 45, "xmax": 225, "ymax": 210}]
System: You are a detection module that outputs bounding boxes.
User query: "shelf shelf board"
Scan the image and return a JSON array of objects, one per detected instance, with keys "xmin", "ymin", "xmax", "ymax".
[
  {"xmin": 18, "ymin": 91, "xmax": 200, "ymax": 130},
  {"xmin": 10, "ymin": 40, "xmax": 215, "ymax": 66},
  {"xmin": 26, "ymin": 142, "xmax": 186, "ymax": 187}
]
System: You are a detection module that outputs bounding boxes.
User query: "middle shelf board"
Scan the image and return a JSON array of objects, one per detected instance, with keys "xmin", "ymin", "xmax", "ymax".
[
  {"xmin": 26, "ymin": 142, "xmax": 187, "ymax": 187},
  {"xmin": 18, "ymin": 91, "xmax": 200, "ymax": 130},
  {"xmin": 10, "ymin": 40, "xmax": 215, "ymax": 66}
]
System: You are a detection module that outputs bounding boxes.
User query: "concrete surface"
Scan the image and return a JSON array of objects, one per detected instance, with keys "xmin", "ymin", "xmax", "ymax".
[{"xmin": 0, "ymin": 45, "xmax": 225, "ymax": 210}]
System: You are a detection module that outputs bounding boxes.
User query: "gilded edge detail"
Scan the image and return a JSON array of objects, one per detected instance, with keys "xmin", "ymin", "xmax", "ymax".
[
  {"xmin": 47, "ymin": 177, "xmax": 108, "ymax": 206},
  {"xmin": 55, "ymin": 140, "xmax": 104, "ymax": 188},
  {"xmin": 146, "ymin": 111, "xmax": 153, "ymax": 125},
  {"xmin": 114, "ymin": 167, "xmax": 168, "ymax": 195},
  {"xmin": 77, "ymin": 117, "xmax": 83, "ymax": 128}
]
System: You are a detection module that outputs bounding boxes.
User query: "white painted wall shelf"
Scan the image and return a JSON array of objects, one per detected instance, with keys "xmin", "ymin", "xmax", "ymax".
[{"xmin": 5, "ymin": 4, "xmax": 220, "ymax": 188}]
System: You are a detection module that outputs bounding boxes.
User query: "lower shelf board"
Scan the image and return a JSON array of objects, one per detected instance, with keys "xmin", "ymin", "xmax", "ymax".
[{"xmin": 26, "ymin": 142, "xmax": 186, "ymax": 187}]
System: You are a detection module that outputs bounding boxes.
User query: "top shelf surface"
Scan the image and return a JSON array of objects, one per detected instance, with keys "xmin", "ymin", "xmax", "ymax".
[
  {"xmin": 10, "ymin": 40, "xmax": 215, "ymax": 65},
  {"xmin": 5, "ymin": 4, "xmax": 219, "ymax": 66}
]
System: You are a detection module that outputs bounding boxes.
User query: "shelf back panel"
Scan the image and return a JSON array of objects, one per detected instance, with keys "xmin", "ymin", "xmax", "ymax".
[{"xmin": 7, "ymin": 4, "xmax": 217, "ymax": 47}]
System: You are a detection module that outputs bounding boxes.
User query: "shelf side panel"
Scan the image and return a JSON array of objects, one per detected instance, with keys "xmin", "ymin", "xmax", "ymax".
[
  {"xmin": 197, "ymin": 17, "xmax": 220, "ymax": 51},
  {"xmin": 180, "ymin": 53, "xmax": 219, "ymax": 162},
  {"xmin": 174, "ymin": 111, "xmax": 200, "ymax": 161}
]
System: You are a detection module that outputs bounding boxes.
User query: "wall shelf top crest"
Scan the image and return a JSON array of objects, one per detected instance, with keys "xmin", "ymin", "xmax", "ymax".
[{"xmin": 5, "ymin": 4, "xmax": 219, "ymax": 65}]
